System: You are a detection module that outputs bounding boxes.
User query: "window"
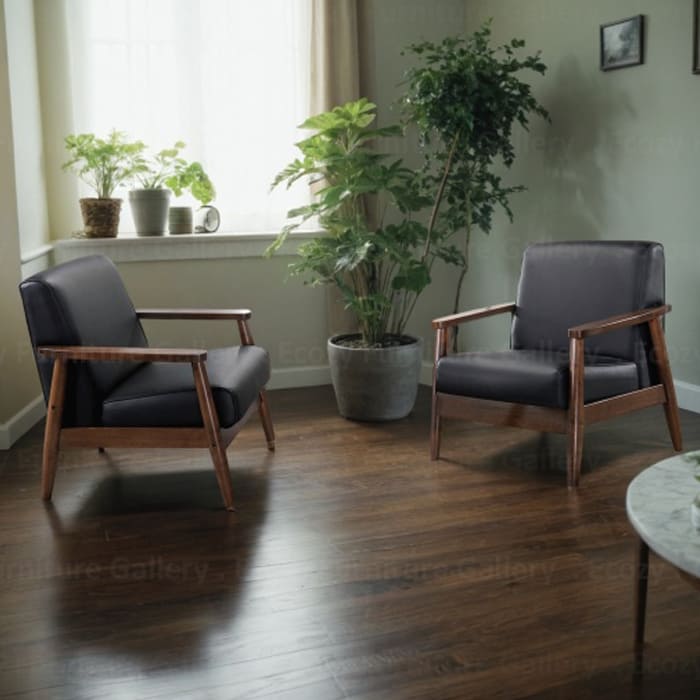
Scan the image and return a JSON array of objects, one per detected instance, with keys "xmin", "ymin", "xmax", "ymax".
[{"xmin": 64, "ymin": 0, "xmax": 311, "ymax": 233}]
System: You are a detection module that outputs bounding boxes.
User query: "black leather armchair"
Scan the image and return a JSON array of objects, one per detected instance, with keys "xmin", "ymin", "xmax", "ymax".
[
  {"xmin": 19, "ymin": 255, "xmax": 274, "ymax": 511},
  {"xmin": 431, "ymin": 241, "xmax": 682, "ymax": 487}
]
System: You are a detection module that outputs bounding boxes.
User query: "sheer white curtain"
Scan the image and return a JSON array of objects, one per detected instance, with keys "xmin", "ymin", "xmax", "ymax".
[{"xmin": 64, "ymin": 0, "xmax": 311, "ymax": 233}]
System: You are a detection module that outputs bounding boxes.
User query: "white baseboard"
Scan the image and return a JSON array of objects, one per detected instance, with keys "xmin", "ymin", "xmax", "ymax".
[
  {"xmin": 0, "ymin": 367, "xmax": 330, "ymax": 450},
  {"xmin": 6, "ymin": 371, "xmax": 690, "ymax": 451},
  {"xmin": 675, "ymin": 380, "xmax": 700, "ymax": 414},
  {"xmin": 268, "ymin": 365, "xmax": 331, "ymax": 390},
  {"xmin": 0, "ymin": 395, "xmax": 46, "ymax": 450}
]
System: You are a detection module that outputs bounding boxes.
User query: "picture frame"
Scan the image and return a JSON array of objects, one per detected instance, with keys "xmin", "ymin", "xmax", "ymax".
[
  {"xmin": 694, "ymin": 0, "xmax": 700, "ymax": 73},
  {"xmin": 600, "ymin": 15, "xmax": 644, "ymax": 71}
]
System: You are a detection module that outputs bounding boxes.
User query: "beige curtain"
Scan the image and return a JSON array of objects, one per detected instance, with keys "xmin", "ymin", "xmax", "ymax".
[{"xmin": 310, "ymin": 0, "xmax": 361, "ymax": 336}]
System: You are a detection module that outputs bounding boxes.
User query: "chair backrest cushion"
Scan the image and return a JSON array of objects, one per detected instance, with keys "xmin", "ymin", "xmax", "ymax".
[
  {"xmin": 19, "ymin": 255, "xmax": 147, "ymax": 426},
  {"xmin": 511, "ymin": 241, "xmax": 665, "ymax": 386}
]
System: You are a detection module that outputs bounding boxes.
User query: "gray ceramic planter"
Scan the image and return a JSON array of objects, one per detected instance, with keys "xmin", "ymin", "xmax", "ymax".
[
  {"xmin": 129, "ymin": 188, "xmax": 170, "ymax": 236},
  {"xmin": 328, "ymin": 334, "xmax": 423, "ymax": 421}
]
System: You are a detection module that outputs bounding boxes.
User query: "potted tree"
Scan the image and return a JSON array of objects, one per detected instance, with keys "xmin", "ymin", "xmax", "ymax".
[
  {"xmin": 129, "ymin": 141, "xmax": 216, "ymax": 236},
  {"xmin": 267, "ymin": 99, "xmax": 454, "ymax": 421},
  {"xmin": 400, "ymin": 23, "xmax": 549, "ymax": 349},
  {"xmin": 62, "ymin": 131, "xmax": 145, "ymax": 238}
]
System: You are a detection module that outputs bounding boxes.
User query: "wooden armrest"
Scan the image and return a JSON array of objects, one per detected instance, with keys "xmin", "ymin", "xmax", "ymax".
[
  {"xmin": 37, "ymin": 345, "xmax": 207, "ymax": 363},
  {"xmin": 568, "ymin": 305, "xmax": 671, "ymax": 339},
  {"xmin": 432, "ymin": 302, "xmax": 516, "ymax": 329},
  {"xmin": 136, "ymin": 308, "xmax": 252, "ymax": 320}
]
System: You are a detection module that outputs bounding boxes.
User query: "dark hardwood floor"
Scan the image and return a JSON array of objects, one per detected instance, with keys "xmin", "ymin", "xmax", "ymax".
[{"xmin": 1, "ymin": 386, "xmax": 700, "ymax": 699}]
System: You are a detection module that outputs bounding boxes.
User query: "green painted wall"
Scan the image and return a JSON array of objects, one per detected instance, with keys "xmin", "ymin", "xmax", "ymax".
[{"xmin": 462, "ymin": 0, "xmax": 700, "ymax": 384}]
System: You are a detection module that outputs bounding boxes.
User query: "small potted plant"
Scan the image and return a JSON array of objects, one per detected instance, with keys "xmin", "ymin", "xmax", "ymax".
[
  {"xmin": 129, "ymin": 142, "xmax": 216, "ymax": 236},
  {"xmin": 62, "ymin": 130, "xmax": 145, "ymax": 238}
]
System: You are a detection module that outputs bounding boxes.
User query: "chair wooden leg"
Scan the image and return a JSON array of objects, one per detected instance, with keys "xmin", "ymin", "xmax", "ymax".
[
  {"xmin": 649, "ymin": 317, "xmax": 683, "ymax": 451},
  {"xmin": 41, "ymin": 358, "xmax": 67, "ymax": 500},
  {"xmin": 430, "ymin": 392, "xmax": 441, "ymax": 461},
  {"xmin": 192, "ymin": 361, "xmax": 235, "ymax": 511},
  {"xmin": 431, "ymin": 327, "xmax": 447, "ymax": 461},
  {"xmin": 258, "ymin": 389, "xmax": 275, "ymax": 451},
  {"xmin": 567, "ymin": 337, "xmax": 585, "ymax": 488}
]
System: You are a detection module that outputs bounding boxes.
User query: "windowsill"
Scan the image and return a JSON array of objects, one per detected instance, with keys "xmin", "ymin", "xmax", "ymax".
[{"xmin": 52, "ymin": 230, "xmax": 320, "ymax": 264}]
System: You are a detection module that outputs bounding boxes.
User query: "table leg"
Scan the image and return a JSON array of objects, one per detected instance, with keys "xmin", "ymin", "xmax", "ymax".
[{"xmin": 634, "ymin": 537, "xmax": 650, "ymax": 676}]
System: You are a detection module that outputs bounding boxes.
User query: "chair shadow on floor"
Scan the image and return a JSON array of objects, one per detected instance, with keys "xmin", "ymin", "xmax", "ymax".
[
  {"xmin": 435, "ymin": 413, "xmax": 678, "ymax": 485},
  {"xmin": 42, "ymin": 465, "xmax": 270, "ymax": 672}
]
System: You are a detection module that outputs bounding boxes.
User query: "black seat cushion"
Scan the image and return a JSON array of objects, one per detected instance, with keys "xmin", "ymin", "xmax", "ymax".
[
  {"xmin": 436, "ymin": 350, "xmax": 639, "ymax": 409},
  {"xmin": 102, "ymin": 346, "xmax": 270, "ymax": 428}
]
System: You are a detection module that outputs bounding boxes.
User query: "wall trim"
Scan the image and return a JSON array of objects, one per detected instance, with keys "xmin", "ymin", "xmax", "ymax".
[
  {"xmin": 268, "ymin": 365, "xmax": 331, "ymax": 391},
  {"xmin": 0, "ymin": 367, "xmax": 330, "ymax": 450},
  {"xmin": 5, "ymin": 374, "xmax": 694, "ymax": 449},
  {"xmin": 20, "ymin": 243, "xmax": 53, "ymax": 264},
  {"xmin": 420, "ymin": 360, "xmax": 433, "ymax": 386},
  {"xmin": 20, "ymin": 243, "xmax": 53, "ymax": 279},
  {"xmin": 675, "ymin": 380, "xmax": 700, "ymax": 415},
  {"xmin": 53, "ymin": 230, "xmax": 321, "ymax": 264},
  {"xmin": 0, "ymin": 395, "xmax": 45, "ymax": 450}
]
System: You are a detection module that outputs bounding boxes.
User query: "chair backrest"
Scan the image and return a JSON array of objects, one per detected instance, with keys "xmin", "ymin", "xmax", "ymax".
[
  {"xmin": 19, "ymin": 255, "xmax": 148, "ymax": 426},
  {"xmin": 511, "ymin": 241, "xmax": 665, "ymax": 386}
]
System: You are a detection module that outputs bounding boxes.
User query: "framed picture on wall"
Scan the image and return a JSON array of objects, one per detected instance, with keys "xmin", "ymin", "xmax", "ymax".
[
  {"xmin": 600, "ymin": 15, "xmax": 644, "ymax": 71},
  {"xmin": 694, "ymin": 0, "xmax": 700, "ymax": 73}
]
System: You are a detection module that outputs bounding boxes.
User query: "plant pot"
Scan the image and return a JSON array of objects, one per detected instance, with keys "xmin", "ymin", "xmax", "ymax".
[
  {"xmin": 327, "ymin": 334, "xmax": 423, "ymax": 421},
  {"xmin": 169, "ymin": 206, "xmax": 194, "ymax": 235},
  {"xmin": 79, "ymin": 198, "xmax": 122, "ymax": 238},
  {"xmin": 129, "ymin": 188, "xmax": 170, "ymax": 237}
]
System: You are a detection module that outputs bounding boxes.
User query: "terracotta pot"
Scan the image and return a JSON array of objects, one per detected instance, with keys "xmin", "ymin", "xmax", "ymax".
[{"xmin": 79, "ymin": 198, "xmax": 122, "ymax": 238}]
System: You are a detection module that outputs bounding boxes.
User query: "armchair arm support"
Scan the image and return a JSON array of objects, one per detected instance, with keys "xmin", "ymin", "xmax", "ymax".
[
  {"xmin": 568, "ymin": 305, "xmax": 671, "ymax": 339},
  {"xmin": 432, "ymin": 302, "xmax": 516, "ymax": 329},
  {"xmin": 37, "ymin": 346, "xmax": 207, "ymax": 363},
  {"xmin": 136, "ymin": 308, "xmax": 252, "ymax": 320},
  {"xmin": 136, "ymin": 307, "xmax": 257, "ymax": 346}
]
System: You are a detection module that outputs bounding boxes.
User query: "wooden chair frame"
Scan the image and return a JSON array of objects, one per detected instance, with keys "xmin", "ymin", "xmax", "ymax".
[
  {"xmin": 38, "ymin": 308, "xmax": 275, "ymax": 511},
  {"xmin": 430, "ymin": 302, "xmax": 682, "ymax": 487}
]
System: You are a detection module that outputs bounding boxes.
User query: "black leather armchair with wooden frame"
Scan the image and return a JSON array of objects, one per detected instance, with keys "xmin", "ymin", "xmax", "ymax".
[
  {"xmin": 430, "ymin": 242, "xmax": 682, "ymax": 487},
  {"xmin": 20, "ymin": 256, "xmax": 274, "ymax": 511}
]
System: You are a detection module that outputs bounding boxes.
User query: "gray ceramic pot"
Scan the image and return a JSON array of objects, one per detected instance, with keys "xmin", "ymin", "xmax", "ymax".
[
  {"xmin": 129, "ymin": 188, "xmax": 170, "ymax": 236},
  {"xmin": 327, "ymin": 334, "xmax": 423, "ymax": 421}
]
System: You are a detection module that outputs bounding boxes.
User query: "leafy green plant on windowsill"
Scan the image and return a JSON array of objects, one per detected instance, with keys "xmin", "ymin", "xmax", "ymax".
[
  {"xmin": 62, "ymin": 130, "xmax": 146, "ymax": 237},
  {"xmin": 62, "ymin": 130, "xmax": 145, "ymax": 199},
  {"xmin": 133, "ymin": 141, "xmax": 215, "ymax": 205}
]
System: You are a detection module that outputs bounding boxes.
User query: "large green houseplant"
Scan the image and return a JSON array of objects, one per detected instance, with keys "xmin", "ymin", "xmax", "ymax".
[
  {"xmin": 400, "ymin": 23, "xmax": 549, "ymax": 348},
  {"xmin": 129, "ymin": 141, "xmax": 216, "ymax": 236},
  {"xmin": 268, "ymin": 25, "xmax": 548, "ymax": 419},
  {"xmin": 267, "ymin": 98, "xmax": 452, "ymax": 420},
  {"xmin": 62, "ymin": 130, "xmax": 145, "ymax": 237}
]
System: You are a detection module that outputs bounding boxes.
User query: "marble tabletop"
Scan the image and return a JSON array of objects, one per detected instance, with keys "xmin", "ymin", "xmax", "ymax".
[{"xmin": 626, "ymin": 454, "xmax": 700, "ymax": 578}]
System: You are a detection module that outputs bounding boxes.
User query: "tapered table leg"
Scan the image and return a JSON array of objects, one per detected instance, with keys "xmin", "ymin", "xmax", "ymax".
[{"xmin": 634, "ymin": 538, "xmax": 649, "ymax": 677}]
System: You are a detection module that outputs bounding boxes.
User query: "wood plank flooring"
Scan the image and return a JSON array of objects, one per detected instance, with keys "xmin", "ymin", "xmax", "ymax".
[{"xmin": 1, "ymin": 386, "xmax": 700, "ymax": 699}]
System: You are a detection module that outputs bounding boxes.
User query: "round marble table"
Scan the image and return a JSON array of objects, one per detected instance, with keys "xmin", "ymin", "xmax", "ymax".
[{"xmin": 626, "ymin": 454, "xmax": 700, "ymax": 672}]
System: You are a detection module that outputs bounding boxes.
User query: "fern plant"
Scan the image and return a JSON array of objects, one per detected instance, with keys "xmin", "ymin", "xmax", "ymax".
[{"xmin": 62, "ymin": 130, "xmax": 145, "ymax": 199}]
